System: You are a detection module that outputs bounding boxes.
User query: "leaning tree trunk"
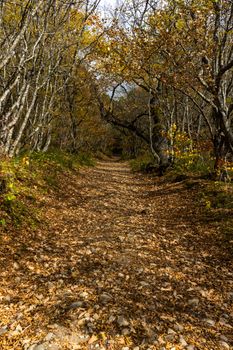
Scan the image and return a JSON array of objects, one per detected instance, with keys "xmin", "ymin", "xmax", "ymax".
[{"xmin": 149, "ymin": 93, "xmax": 171, "ymax": 175}]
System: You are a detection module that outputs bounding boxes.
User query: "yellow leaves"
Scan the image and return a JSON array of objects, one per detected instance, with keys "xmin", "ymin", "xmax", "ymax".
[
  {"xmin": 59, "ymin": 10, "xmax": 102, "ymax": 57},
  {"xmin": 205, "ymin": 199, "xmax": 211, "ymax": 209},
  {"xmin": 2, "ymin": 1, "xmax": 23, "ymax": 27},
  {"xmin": 22, "ymin": 157, "xmax": 30, "ymax": 166},
  {"xmin": 81, "ymin": 29, "xmax": 97, "ymax": 47},
  {"xmin": 68, "ymin": 9, "xmax": 85, "ymax": 31},
  {"xmin": 175, "ymin": 19, "xmax": 185, "ymax": 31},
  {"xmin": 99, "ymin": 332, "xmax": 107, "ymax": 341},
  {"xmin": 172, "ymin": 123, "xmax": 177, "ymax": 132}
]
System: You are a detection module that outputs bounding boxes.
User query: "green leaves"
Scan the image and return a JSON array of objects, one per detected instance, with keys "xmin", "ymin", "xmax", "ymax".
[
  {"xmin": 0, "ymin": 218, "xmax": 6, "ymax": 226},
  {"xmin": 4, "ymin": 193, "xmax": 16, "ymax": 203}
]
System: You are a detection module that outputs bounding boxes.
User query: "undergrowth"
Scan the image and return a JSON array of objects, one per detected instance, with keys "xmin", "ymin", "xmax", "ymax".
[
  {"xmin": 130, "ymin": 147, "xmax": 233, "ymax": 249},
  {"xmin": 130, "ymin": 153, "xmax": 155, "ymax": 173},
  {"xmin": 0, "ymin": 150, "xmax": 94, "ymax": 228},
  {"xmin": 197, "ymin": 180, "xmax": 233, "ymax": 248}
]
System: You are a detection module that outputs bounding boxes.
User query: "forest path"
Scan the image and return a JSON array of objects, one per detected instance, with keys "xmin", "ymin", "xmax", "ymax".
[{"xmin": 0, "ymin": 160, "xmax": 232, "ymax": 350}]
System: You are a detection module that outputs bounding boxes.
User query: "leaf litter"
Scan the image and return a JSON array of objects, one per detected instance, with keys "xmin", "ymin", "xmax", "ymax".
[{"xmin": 0, "ymin": 161, "xmax": 232, "ymax": 349}]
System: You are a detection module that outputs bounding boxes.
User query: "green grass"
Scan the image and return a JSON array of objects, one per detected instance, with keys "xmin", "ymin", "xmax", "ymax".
[{"xmin": 27, "ymin": 150, "xmax": 95, "ymax": 169}]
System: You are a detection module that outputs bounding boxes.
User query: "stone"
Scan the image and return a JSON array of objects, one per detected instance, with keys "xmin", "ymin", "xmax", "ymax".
[
  {"xmin": 203, "ymin": 318, "xmax": 215, "ymax": 326},
  {"xmin": 121, "ymin": 328, "xmax": 130, "ymax": 336},
  {"xmin": 68, "ymin": 334, "xmax": 89, "ymax": 345},
  {"xmin": 219, "ymin": 335, "xmax": 229, "ymax": 342},
  {"xmin": 140, "ymin": 281, "xmax": 149, "ymax": 287},
  {"xmin": 44, "ymin": 332, "xmax": 54, "ymax": 342},
  {"xmin": 36, "ymin": 294, "xmax": 43, "ymax": 300},
  {"xmin": 33, "ymin": 345, "xmax": 46, "ymax": 350},
  {"xmin": 188, "ymin": 298, "xmax": 199, "ymax": 306},
  {"xmin": 68, "ymin": 301, "xmax": 84, "ymax": 309},
  {"xmin": 99, "ymin": 293, "xmax": 112, "ymax": 304},
  {"xmin": 179, "ymin": 336, "xmax": 188, "ymax": 347},
  {"xmin": 108, "ymin": 315, "xmax": 115, "ymax": 323},
  {"xmin": 48, "ymin": 345, "xmax": 60, "ymax": 350},
  {"xmin": 122, "ymin": 347, "xmax": 129, "ymax": 350},
  {"xmin": 167, "ymin": 328, "xmax": 176, "ymax": 335},
  {"xmin": 174, "ymin": 323, "xmax": 184, "ymax": 332},
  {"xmin": 137, "ymin": 268, "xmax": 144, "ymax": 274},
  {"xmin": 13, "ymin": 262, "xmax": 20, "ymax": 269},
  {"xmin": 0, "ymin": 327, "xmax": 7, "ymax": 336},
  {"xmin": 186, "ymin": 346, "xmax": 195, "ymax": 350},
  {"xmin": 28, "ymin": 346, "xmax": 37, "ymax": 350},
  {"xmin": 117, "ymin": 316, "xmax": 129, "ymax": 327},
  {"xmin": 79, "ymin": 291, "xmax": 88, "ymax": 298},
  {"xmin": 219, "ymin": 341, "xmax": 230, "ymax": 349},
  {"xmin": 133, "ymin": 347, "xmax": 140, "ymax": 350}
]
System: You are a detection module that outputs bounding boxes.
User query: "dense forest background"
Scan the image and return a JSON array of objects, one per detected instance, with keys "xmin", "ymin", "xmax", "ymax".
[{"xmin": 0, "ymin": 0, "xmax": 232, "ymax": 178}]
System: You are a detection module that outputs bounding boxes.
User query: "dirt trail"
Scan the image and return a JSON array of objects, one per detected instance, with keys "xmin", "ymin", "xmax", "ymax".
[{"xmin": 0, "ymin": 160, "xmax": 232, "ymax": 350}]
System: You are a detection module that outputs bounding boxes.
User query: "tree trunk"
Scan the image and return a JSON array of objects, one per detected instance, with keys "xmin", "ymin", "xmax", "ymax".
[
  {"xmin": 150, "ymin": 95, "xmax": 171, "ymax": 174},
  {"xmin": 213, "ymin": 109, "xmax": 232, "ymax": 181}
]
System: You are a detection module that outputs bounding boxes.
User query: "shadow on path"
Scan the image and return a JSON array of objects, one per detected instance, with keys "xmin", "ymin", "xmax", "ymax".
[{"xmin": 0, "ymin": 161, "xmax": 232, "ymax": 350}]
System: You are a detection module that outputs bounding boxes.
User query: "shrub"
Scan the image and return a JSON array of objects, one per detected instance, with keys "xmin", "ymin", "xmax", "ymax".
[
  {"xmin": 130, "ymin": 153, "xmax": 155, "ymax": 173},
  {"xmin": 0, "ymin": 150, "xmax": 94, "ymax": 227},
  {"xmin": 165, "ymin": 125, "xmax": 214, "ymax": 176}
]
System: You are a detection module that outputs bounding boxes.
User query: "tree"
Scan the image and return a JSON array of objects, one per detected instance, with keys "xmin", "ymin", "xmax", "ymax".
[
  {"xmin": 0, "ymin": 0, "xmax": 104, "ymax": 157},
  {"xmin": 93, "ymin": 0, "xmax": 233, "ymax": 176}
]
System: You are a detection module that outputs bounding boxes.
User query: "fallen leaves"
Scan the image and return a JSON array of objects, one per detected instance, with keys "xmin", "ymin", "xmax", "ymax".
[{"xmin": 0, "ymin": 161, "xmax": 232, "ymax": 349}]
